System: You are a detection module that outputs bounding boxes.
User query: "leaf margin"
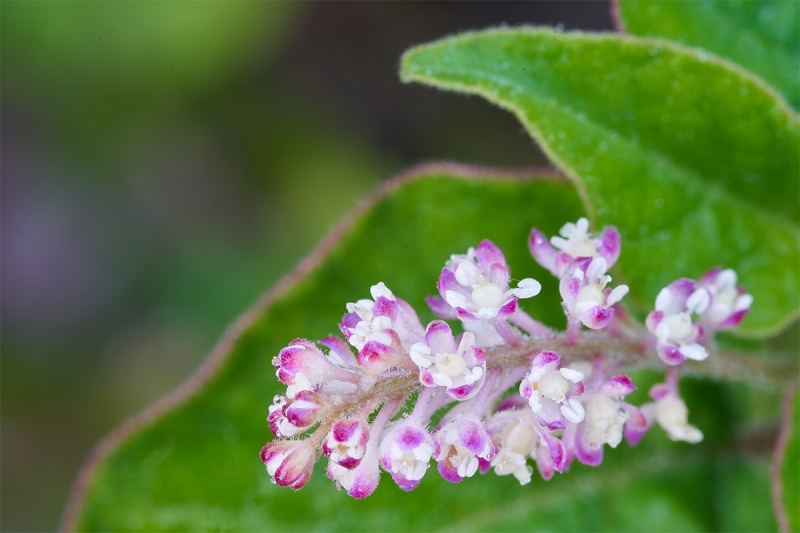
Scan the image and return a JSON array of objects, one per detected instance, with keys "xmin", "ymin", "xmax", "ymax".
[
  {"xmin": 610, "ymin": 0, "xmax": 800, "ymax": 109},
  {"xmin": 771, "ymin": 377, "xmax": 800, "ymax": 533}
]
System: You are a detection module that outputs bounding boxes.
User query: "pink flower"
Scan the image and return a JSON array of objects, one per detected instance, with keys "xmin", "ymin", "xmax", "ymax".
[
  {"xmin": 641, "ymin": 380, "xmax": 703, "ymax": 443},
  {"xmin": 273, "ymin": 339, "xmax": 360, "ymax": 398},
  {"xmin": 529, "ymin": 218, "xmax": 621, "ymax": 277},
  {"xmin": 429, "ymin": 240, "xmax": 541, "ymax": 323},
  {"xmin": 484, "ymin": 408, "xmax": 566, "ymax": 483},
  {"xmin": 339, "ymin": 282, "xmax": 424, "ymax": 374},
  {"xmin": 340, "ymin": 282, "xmax": 424, "ymax": 350},
  {"xmin": 646, "ymin": 278, "xmax": 709, "ymax": 365},
  {"xmin": 268, "ymin": 391, "xmax": 324, "ymax": 438},
  {"xmin": 520, "ymin": 351, "xmax": 585, "ymax": 430},
  {"xmin": 379, "ymin": 420, "xmax": 435, "ymax": 491},
  {"xmin": 327, "ymin": 441, "xmax": 381, "ymax": 499},
  {"xmin": 698, "ymin": 267, "xmax": 752, "ymax": 331},
  {"xmin": 559, "ymin": 256, "xmax": 629, "ymax": 330},
  {"xmin": 409, "ymin": 320, "xmax": 486, "ymax": 400},
  {"xmin": 434, "ymin": 414, "xmax": 495, "ymax": 483},
  {"xmin": 564, "ymin": 374, "xmax": 645, "ymax": 467},
  {"xmin": 322, "ymin": 418, "xmax": 370, "ymax": 469}
]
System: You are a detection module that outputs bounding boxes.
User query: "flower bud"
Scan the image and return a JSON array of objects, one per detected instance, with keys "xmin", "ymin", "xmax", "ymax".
[
  {"xmin": 260, "ymin": 439, "xmax": 316, "ymax": 489},
  {"xmin": 379, "ymin": 420, "xmax": 434, "ymax": 491},
  {"xmin": 322, "ymin": 418, "xmax": 370, "ymax": 469},
  {"xmin": 327, "ymin": 441, "xmax": 381, "ymax": 499},
  {"xmin": 434, "ymin": 414, "xmax": 495, "ymax": 483}
]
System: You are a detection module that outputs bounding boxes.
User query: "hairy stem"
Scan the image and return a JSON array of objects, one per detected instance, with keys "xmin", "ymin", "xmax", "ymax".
[{"xmin": 320, "ymin": 327, "xmax": 797, "ymax": 424}]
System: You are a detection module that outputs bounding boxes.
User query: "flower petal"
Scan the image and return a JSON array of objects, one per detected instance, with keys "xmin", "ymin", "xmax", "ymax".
[{"xmin": 425, "ymin": 320, "xmax": 457, "ymax": 354}]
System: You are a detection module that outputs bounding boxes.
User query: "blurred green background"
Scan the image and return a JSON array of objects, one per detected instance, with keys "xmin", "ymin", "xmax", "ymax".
[{"xmin": 0, "ymin": 2, "xmax": 613, "ymax": 530}]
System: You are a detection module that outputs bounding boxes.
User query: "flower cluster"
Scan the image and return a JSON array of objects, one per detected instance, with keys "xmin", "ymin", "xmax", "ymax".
[{"xmin": 260, "ymin": 218, "xmax": 752, "ymax": 497}]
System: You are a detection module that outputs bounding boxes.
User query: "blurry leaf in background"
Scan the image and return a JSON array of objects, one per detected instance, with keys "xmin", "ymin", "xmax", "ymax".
[
  {"xmin": 401, "ymin": 28, "xmax": 800, "ymax": 337},
  {"xmin": 2, "ymin": 1, "xmax": 301, "ymax": 173},
  {"xmin": 4, "ymin": 2, "xmax": 293, "ymax": 90},
  {"xmin": 68, "ymin": 166, "xmax": 782, "ymax": 531},
  {"xmin": 615, "ymin": 0, "xmax": 800, "ymax": 109}
]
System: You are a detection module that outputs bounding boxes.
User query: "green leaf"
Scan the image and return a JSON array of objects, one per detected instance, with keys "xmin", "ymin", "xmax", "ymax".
[
  {"xmin": 401, "ymin": 28, "xmax": 800, "ymax": 337},
  {"xmin": 66, "ymin": 166, "xmax": 781, "ymax": 531},
  {"xmin": 615, "ymin": 0, "xmax": 800, "ymax": 109}
]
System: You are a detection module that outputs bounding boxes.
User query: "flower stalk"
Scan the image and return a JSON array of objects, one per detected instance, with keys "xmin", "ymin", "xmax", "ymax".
[{"xmin": 261, "ymin": 217, "xmax": 761, "ymax": 497}]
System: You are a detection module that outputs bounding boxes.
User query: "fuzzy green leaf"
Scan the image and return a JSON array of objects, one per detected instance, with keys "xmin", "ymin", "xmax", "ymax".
[
  {"xmin": 66, "ymin": 166, "xmax": 783, "ymax": 531},
  {"xmin": 616, "ymin": 0, "xmax": 800, "ymax": 109},
  {"xmin": 401, "ymin": 29, "xmax": 800, "ymax": 337}
]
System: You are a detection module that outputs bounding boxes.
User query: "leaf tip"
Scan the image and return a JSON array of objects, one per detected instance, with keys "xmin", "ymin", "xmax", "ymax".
[{"xmin": 398, "ymin": 45, "xmax": 422, "ymax": 83}]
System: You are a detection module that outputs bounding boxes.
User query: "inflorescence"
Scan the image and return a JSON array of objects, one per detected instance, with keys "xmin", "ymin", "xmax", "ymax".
[{"xmin": 260, "ymin": 218, "xmax": 752, "ymax": 497}]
